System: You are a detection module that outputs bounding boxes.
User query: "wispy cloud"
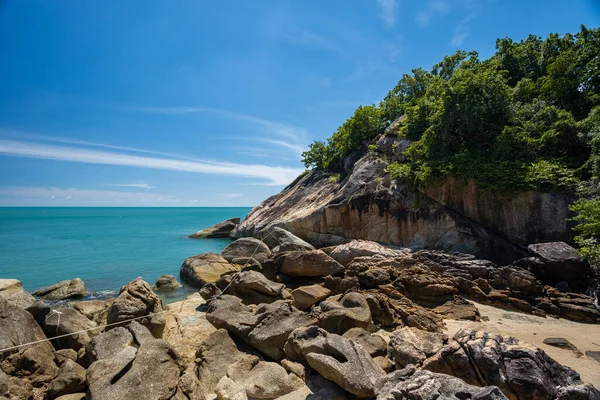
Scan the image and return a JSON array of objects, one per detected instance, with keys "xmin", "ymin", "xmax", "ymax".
[
  {"xmin": 279, "ymin": 30, "xmax": 343, "ymax": 54},
  {"xmin": 377, "ymin": 0, "xmax": 399, "ymax": 27},
  {"xmin": 106, "ymin": 183, "xmax": 155, "ymax": 190},
  {"xmin": 416, "ymin": 0, "xmax": 450, "ymax": 27},
  {"xmin": 0, "ymin": 138, "xmax": 303, "ymax": 186},
  {"xmin": 450, "ymin": 13, "xmax": 477, "ymax": 47},
  {"xmin": 218, "ymin": 193, "xmax": 242, "ymax": 199},
  {"xmin": 451, "ymin": 32, "xmax": 468, "ymax": 47}
]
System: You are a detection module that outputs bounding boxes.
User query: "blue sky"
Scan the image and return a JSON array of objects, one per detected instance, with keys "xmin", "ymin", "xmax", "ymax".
[{"xmin": 0, "ymin": 0, "xmax": 598, "ymax": 206}]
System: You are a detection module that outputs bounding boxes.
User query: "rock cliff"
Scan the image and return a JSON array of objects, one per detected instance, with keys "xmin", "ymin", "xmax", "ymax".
[{"xmin": 233, "ymin": 133, "xmax": 574, "ymax": 263}]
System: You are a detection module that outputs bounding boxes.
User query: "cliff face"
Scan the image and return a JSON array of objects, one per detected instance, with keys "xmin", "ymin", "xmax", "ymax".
[{"xmin": 234, "ymin": 134, "xmax": 574, "ymax": 263}]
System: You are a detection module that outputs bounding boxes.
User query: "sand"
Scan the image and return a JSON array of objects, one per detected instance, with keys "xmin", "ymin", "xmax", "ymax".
[{"xmin": 444, "ymin": 301, "xmax": 600, "ymax": 387}]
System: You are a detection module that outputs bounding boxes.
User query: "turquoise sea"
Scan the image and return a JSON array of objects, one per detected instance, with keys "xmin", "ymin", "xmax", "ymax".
[{"xmin": 0, "ymin": 207, "xmax": 251, "ymax": 303}]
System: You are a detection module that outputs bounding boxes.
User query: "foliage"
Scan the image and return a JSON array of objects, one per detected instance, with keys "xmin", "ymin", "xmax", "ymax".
[
  {"xmin": 570, "ymin": 198, "xmax": 600, "ymax": 266},
  {"xmin": 302, "ymin": 26, "xmax": 600, "ymax": 195}
]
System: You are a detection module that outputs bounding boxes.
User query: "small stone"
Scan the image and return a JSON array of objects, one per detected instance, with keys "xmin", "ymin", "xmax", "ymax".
[{"xmin": 291, "ymin": 285, "xmax": 331, "ymax": 310}]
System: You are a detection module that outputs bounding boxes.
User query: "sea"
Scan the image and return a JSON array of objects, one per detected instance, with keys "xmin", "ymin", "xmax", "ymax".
[{"xmin": 0, "ymin": 207, "xmax": 251, "ymax": 304}]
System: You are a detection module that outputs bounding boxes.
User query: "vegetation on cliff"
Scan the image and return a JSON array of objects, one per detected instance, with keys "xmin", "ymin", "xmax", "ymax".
[{"xmin": 302, "ymin": 25, "xmax": 600, "ymax": 265}]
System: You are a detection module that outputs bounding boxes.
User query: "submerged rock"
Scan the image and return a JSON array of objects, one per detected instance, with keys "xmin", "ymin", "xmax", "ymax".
[
  {"xmin": 189, "ymin": 217, "xmax": 240, "ymax": 238},
  {"xmin": 32, "ymin": 278, "xmax": 86, "ymax": 301}
]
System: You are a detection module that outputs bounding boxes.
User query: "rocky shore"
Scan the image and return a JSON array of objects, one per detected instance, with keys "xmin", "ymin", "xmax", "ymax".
[{"xmin": 1, "ymin": 225, "xmax": 599, "ymax": 400}]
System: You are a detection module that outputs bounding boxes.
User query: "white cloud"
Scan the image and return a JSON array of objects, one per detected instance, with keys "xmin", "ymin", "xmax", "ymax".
[
  {"xmin": 106, "ymin": 183, "xmax": 155, "ymax": 190},
  {"xmin": 416, "ymin": 0, "xmax": 450, "ymax": 27},
  {"xmin": 377, "ymin": 0, "xmax": 398, "ymax": 27},
  {"xmin": 451, "ymin": 32, "xmax": 468, "ymax": 47},
  {"xmin": 0, "ymin": 139, "xmax": 303, "ymax": 186}
]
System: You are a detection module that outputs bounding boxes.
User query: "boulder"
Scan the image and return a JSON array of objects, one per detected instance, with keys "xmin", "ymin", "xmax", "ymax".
[
  {"xmin": 163, "ymin": 293, "xmax": 217, "ymax": 363},
  {"xmin": 46, "ymin": 359, "xmax": 86, "ymax": 399},
  {"xmin": 189, "ymin": 217, "xmax": 240, "ymax": 238},
  {"xmin": 54, "ymin": 349, "xmax": 78, "ymax": 366},
  {"xmin": 180, "ymin": 253, "xmax": 238, "ymax": 288},
  {"xmin": 206, "ymin": 295, "xmax": 272, "ymax": 341},
  {"xmin": 32, "ymin": 279, "xmax": 86, "ymax": 301},
  {"xmin": 342, "ymin": 327, "xmax": 388, "ymax": 358},
  {"xmin": 0, "ymin": 369, "xmax": 34, "ymax": 400},
  {"xmin": 284, "ymin": 326, "xmax": 329, "ymax": 362},
  {"xmin": 423, "ymin": 329, "xmax": 598, "ymax": 400},
  {"xmin": 154, "ymin": 274, "xmax": 182, "ymax": 291},
  {"xmin": 84, "ymin": 327, "xmax": 133, "ymax": 363},
  {"xmin": 432, "ymin": 298, "xmax": 481, "ymax": 321},
  {"xmin": 54, "ymin": 394, "xmax": 86, "ymax": 400},
  {"xmin": 86, "ymin": 322, "xmax": 182, "ymax": 400},
  {"xmin": 257, "ymin": 226, "xmax": 315, "ymax": 250},
  {"xmin": 281, "ymin": 250, "xmax": 344, "ymax": 277},
  {"xmin": 225, "ymin": 355, "xmax": 304, "ymax": 399},
  {"xmin": 222, "ymin": 238, "xmax": 271, "ymax": 264},
  {"xmin": 107, "ymin": 278, "xmax": 165, "ymax": 338},
  {"xmin": 291, "ymin": 285, "xmax": 331, "ymax": 310},
  {"xmin": 73, "ymin": 299, "xmax": 113, "ymax": 326},
  {"xmin": 528, "ymin": 242, "xmax": 593, "ymax": 289},
  {"xmin": 329, "ymin": 240, "xmax": 410, "ymax": 266},
  {"xmin": 375, "ymin": 365, "xmax": 508, "ymax": 400},
  {"xmin": 224, "ymin": 270, "xmax": 285, "ymax": 304},
  {"xmin": 389, "ymin": 327, "xmax": 448, "ymax": 368},
  {"xmin": 543, "ymin": 337, "xmax": 584, "ymax": 357},
  {"xmin": 43, "ymin": 307, "xmax": 99, "ymax": 351},
  {"xmin": 215, "ymin": 376, "xmax": 248, "ymax": 400},
  {"xmin": 315, "ymin": 292, "xmax": 374, "ymax": 334},
  {"xmin": 0, "ymin": 279, "xmax": 35, "ymax": 309}
]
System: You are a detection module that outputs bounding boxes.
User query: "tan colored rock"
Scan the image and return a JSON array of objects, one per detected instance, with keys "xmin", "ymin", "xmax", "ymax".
[
  {"xmin": 180, "ymin": 253, "xmax": 238, "ymax": 288},
  {"xmin": 190, "ymin": 217, "xmax": 240, "ymax": 239},
  {"xmin": 0, "ymin": 279, "xmax": 35, "ymax": 309},
  {"xmin": 329, "ymin": 239, "xmax": 410, "ymax": 266},
  {"xmin": 281, "ymin": 250, "xmax": 344, "ymax": 277},
  {"xmin": 33, "ymin": 278, "xmax": 86, "ymax": 300},
  {"xmin": 291, "ymin": 285, "xmax": 331, "ymax": 310}
]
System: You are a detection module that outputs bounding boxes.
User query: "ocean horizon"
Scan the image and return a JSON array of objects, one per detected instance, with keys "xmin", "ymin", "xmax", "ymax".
[{"xmin": 0, "ymin": 207, "xmax": 251, "ymax": 303}]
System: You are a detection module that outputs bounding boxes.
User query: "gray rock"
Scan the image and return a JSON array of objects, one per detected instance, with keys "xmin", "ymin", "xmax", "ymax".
[
  {"xmin": 189, "ymin": 217, "xmax": 240, "ymax": 238},
  {"xmin": 316, "ymin": 292, "xmax": 373, "ymax": 334},
  {"xmin": 389, "ymin": 327, "xmax": 448, "ymax": 368},
  {"xmin": 273, "ymin": 242, "xmax": 316, "ymax": 254},
  {"xmin": 342, "ymin": 327, "xmax": 388, "ymax": 357},
  {"xmin": 73, "ymin": 300, "xmax": 112, "ymax": 324},
  {"xmin": 376, "ymin": 365, "xmax": 508, "ymax": 400},
  {"xmin": 215, "ymin": 376, "xmax": 248, "ymax": 400},
  {"xmin": 585, "ymin": 350, "xmax": 600, "ymax": 365},
  {"xmin": 543, "ymin": 337, "xmax": 583, "ymax": 357},
  {"xmin": 224, "ymin": 270, "xmax": 285, "ymax": 305},
  {"xmin": 206, "ymin": 295, "xmax": 274, "ymax": 341},
  {"xmin": 528, "ymin": 242, "xmax": 593, "ymax": 289},
  {"xmin": 222, "ymin": 238, "xmax": 271, "ymax": 264},
  {"xmin": 180, "ymin": 253, "xmax": 238, "ymax": 288},
  {"xmin": 107, "ymin": 278, "xmax": 165, "ymax": 338},
  {"xmin": 154, "ymin": 274, "xmax": 182, "ymax": 291},
  {"xmin": 85, "ymin": 327, "xmax": 134, "ymax": 362},
  {"xmin": 257, "ymin": 226, "xmax": 315, "ymax": 251},
  {"xmin": 32, "ymin": 278, "xmax": 86, "ymax": 300},
  {"xmin": 43, "ymin": 307, "xmax": 99, "ymax": 351},
  {"xmin": 284, "ymin": 326, "xmax": 329, "ymax": 362},
  {"xmin": 291, "ymin": 285, "xmax": 331, "ymax": 311},
  {"xmin": 0, "ymin": 279, "xmax": 35, "ymax": 309},
  {"xmin": 281, "ymin": 250, "xmax": 344, "ymax": 277},
  {"xmin": 0, "ymin": 368, "xmax": 34, "ymax": 400},
  {"xmin": 47, "ymin": 359, "xmax": 86, "ymax": 398},
  {"xmin": 329, "ymin": 240, "xmax": 409, "ymax": 267},
  {"xmin": 55, "ymin": 349, "xmax": 78, "ymax": 366}
]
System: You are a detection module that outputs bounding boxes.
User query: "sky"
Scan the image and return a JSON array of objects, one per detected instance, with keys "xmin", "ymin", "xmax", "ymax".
[{"xmin": 0, "ymin": 0, "xmax": 598, "ymax": 206}]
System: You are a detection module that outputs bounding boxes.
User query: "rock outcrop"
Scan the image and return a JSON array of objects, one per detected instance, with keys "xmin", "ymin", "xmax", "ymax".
[
  {"xmin": 0, "ymin": 279, "xmax": 35, "ymax": 309},
  {"xmin": 32, "ymin": 278, "xmax": 86, "ymax": 301},
  {"xmin": 189, "ymin": 217, "xmax": 240, "ymax": 238}
]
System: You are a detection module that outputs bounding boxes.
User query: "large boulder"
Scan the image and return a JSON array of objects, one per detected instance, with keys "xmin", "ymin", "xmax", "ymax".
[
  {"xmin": 376, "ymin": 365, "xmax": 508, "ymax": 400},
  {"xmin": 528, "ymin": 242, "xmax": 594, "ymax": 289},
  {"xmin": 189, "ymin": 217, "xmax": 240, "ymax": 238},
  {"xmin": 389, "ymin": 327, "xmax": 448, "ymax": 368},
  {"xmin": 423, "ymin": 329, "xmax": 599, "ymax": 400},
  {"xmin": 315, "ymin": 292, "xmax": 374, "ymax": 334},
  {"xmin": 107, "ymin": 278, "xmax": 165, "ymax": 338},
  {"xmin": 281, "ymin": 250, "xmax": 345, "ymax": 277},
  {"xmin": 86, "ymin": 322, "xmax": 182, "ymax": 400},
  {"xmin": 43, "ymin": 307, "xmax": 99, "ymax": 351},
  {"xmin": 32, "ymin": 279, "xmax": 86, "ymax": 301},
  {"xmin": 342, "ymin": 327, "xmax": 388, "ymax": 358},
  {"xmin": 223, "ymin": 270, "xmax": 285, "ymax": 305},
  {"xmin": 180, "ymin": 253, "xmax": 238, "ymax": 288},
  {"xmin": 46, "ymin": 359, "xmax": 86, "ymax": 399},
  {"xmin": 0, "ymin": 297, "xmax": 58, "ymax": 386},
  {"xmin": 291, "ymin": 285, "xmax": 331, "ymax": 311},
  {"xmin": 222, "ymin": 238, "xmax": 271, "ymax": 264},
  {"xmin": 329, "ymin": 240, "xmax": 410, "ymax": 266},
  {"xmin": 257, "ymin": 227, "xmax": 315, "ymax": 251},
  {"xmin": 0, "ymin": 279, "xmax": 35, "ymax": 309},
  {"xmin": 73, "ymin": 299, "xmax": 113, "ymax": 326}
]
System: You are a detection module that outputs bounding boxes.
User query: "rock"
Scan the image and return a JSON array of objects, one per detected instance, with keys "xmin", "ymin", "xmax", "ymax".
[
  {"xmin": 225, "ymin": 355, "xmax": 304, "ymax": 399},
  {"xmin": 0, "ymin": 297, "xmax": 58, "ymax": 386},
  {"xmin": 316, "ymin": 292, "xmax": 374, "ymax": 334},
  {"xmin": 32, "ymin": 279, "xmax": 86, "ymax": 301},
  {"xmin": 284, "ymin": 326, "xmax": 329, "ymax": 362},
  {"xmin": 222, "ymin": 238, "xmax": 271, "ymax": 264},
  {"xmin": 281, "ymin": 359, "xmax": 306, "ymax": 380},
  {"xmin": 55, "ymin": 349, "xmax": 78, "ymax": 366},
  {"xmin": 342, "ymin": 327, "xmax": 388, "ymax": 357},
  {"xmin": 305, "ymin": 330, "xmax": 386, "ymax": 398},
  {"xmin": 206, "ymin": 295, "xmax": 272, "ymax": 341},
  {"xmin": 324, "ymin": 275, "xmax": 360, "ymax": 294},
  {"xmin": 423, "ymin": 329, "xmax": 593, "ymax": 400},
  {"xmin": 389, "ymin": 327, "xmax": 448, "ymax": 368},
  {"xmin": 248, "ymin": 303, "xmax": 317, "ymax": 361},
  {"xmin": 433, "ymin": 298, "xmax": 481, "ymax": 321},
  {"xmin": 291, "ymin": 285, "xmax": 331, "ymax": 310},
  {"xmin": 163, "ymin": 293, "xmax": 217, "ymax": 363},
  {"xmin": 154, "ymin": 274, "xmax": 182, "ymax": 291},
  {"xmin": 0, "ymin": 279, "xmax": 35, "ymax": 309},
  {"xmin": 0, "ymin": 368, "xmax": 34, "ymax": 400},
  {"xmin": 543, "ymin": 337, "xmax": 583, "ymax": 357},
  {"xmin": 281, "ymin": 250, "xmax": 344, "ymax": 277},
  {"xmin": 73, "ymin": 300, "xmax": 111, "ymax": 321},
  {"xmin": 375, "ymin": 365, "xmax": 508, "ymax": 400},
  {"xmin": 329, "ymin": 240, "xmax": 410, "ymax": 266},
  {"xmin": 258, "ymin": 227, "xmax": 315, "ymax": 251},
  {"xmin": 273, "ymin": 242, "xmax": 316, "ymax": 253},
  {"xmin": 586, "ymin": 351, "xmax": 600, "ymax": 365},
  {"xmin": 86, "ymin": 322, "xmax": 182, "ymax": 400},
  {"xmin": 215, "ymin": 376, "xmax": 248, "ymax": 400},
  {"xmin": 180, "ymin": 253, "xmax": 238, "ymax": 288},
  {"xmin": 224, "ymin": 270, "xmax": 285, "ymax": 304},
  {"xmin": 46, "ymin": 359, "xmax": 86, "ymax": 398},
  {"xmin": 189, "ymin": 217, "xmax": 240, "ymax": 238},
  {"xmin": 528, "ymin": 242, "xmax": 593, "ymax": 289},
  {"xmin": 107, "ymin": 278, "xmax": 165, "ymax": 338},
  {"xmin": 43, "ymin": 307, "xmax": 99, "ymax": 351},
  {"xmin": 196, "ymin": 329, "xmax": 245, "ymax": 398},
  {"xmin": 54, "ymin": 394, "xmax": 87, "ymax": 400},
  {"xmin": 85, "ymin": 327, "xmax": 133, "ymax": 363}
]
